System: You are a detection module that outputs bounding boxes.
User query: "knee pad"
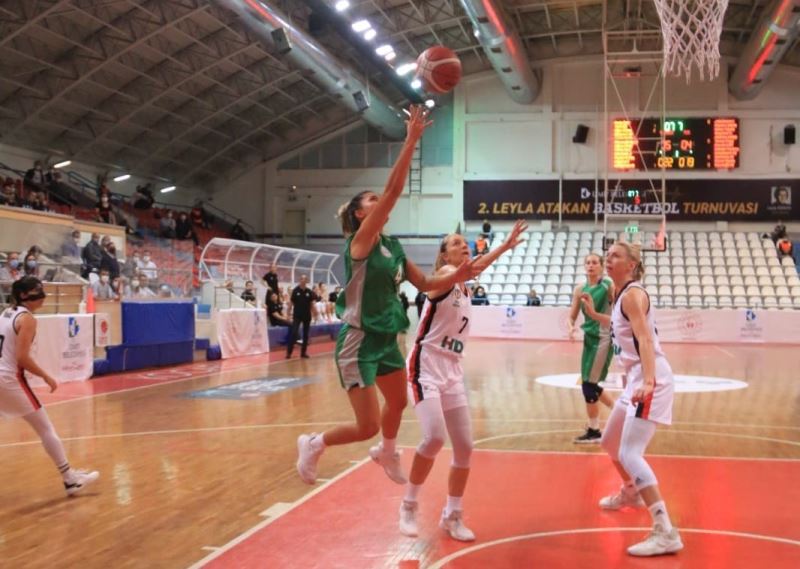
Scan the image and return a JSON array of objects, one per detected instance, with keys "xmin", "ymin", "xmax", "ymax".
[
  {"xmin": 581, "ymin": 381, "xmax": 603, "ymax": 404},
  {"xmin": 417, "ymin": 432, "xmax": 445, "ymax": 459}
]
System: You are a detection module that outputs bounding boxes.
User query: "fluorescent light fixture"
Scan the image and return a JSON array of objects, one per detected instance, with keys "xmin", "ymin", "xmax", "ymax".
[
  {"xmin": 375, "ymin": 44, "xmax": 393, "ymax": 56},
  {"xmin": 425, "ymin": 99, "xmax": 435, "ymax": 108},
  {"xmin": 351, "ymin": 19, "xmax": 371, "ymax": 33},
  {"xmin": 410, "ymin": 79, "xmax": 422, "ymax": 89},
  {"xmin": 53, "ymin": 160, "xmax": 71, "ymax": 169},
  {"xmin": 113, "ymin": 174, "xmax": 131, "ymax": 182},
  {"xmin": 334, "ymin": 0, "xmax": 350, "ymax": 11},
  {"xmin": 160, "ymin": 185, "xmax": 176, "ymax": 193},
  {"xmin": 384, "ymin": 51, "xmax": 396, "ymax": 61},
  {"xmin": 395, "ymin": 62, "xmax": 417, "ymax": 76},
  {"xmin": 363, "ymin": 29, "xmax": 377, "ymax": 41}
]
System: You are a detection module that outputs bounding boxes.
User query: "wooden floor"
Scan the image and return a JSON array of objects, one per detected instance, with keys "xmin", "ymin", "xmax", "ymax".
[{"xmin": 1, "ymin": 335, "xmax": 799, "ymax": 568}]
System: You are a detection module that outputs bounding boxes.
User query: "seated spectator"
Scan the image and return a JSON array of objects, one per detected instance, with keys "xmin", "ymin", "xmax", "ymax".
[
  {"xmin": 100, "ymin": 240, "xmax": 120, "ymax": 279},
  {"xmin": 771, "ymin": 220, "xmax": 788, "ymax": 243},
  {"xmin": 95, "ymin": 194, "xmax": 117, "ymax": 225},
  {"xmin": 175, "ymin": 211, "xmax": 196, "ymax": 243},
  {"xmin": 24, "ymin": 161, "xmax": 47, "ymax": 193},
  {"xmin": 319, "ymin": 283, "xmax": 336, "ymax": 321},
  {"xmin": 125, "ymin": 274, "xmax": 156, "ymax": 298},
  {"xmin": 132, "ymin": 184, "xmax": 154, "ymax": 209},
  {"xmin": 266, "ymin": 292, "xmax": 291, "ymax": 327},
  {"xmin": 158, "ymin": 284, "xmax": 172, "ymax": 298},
  {"xmin": 474, "ymin": 234, "xmax": 489, "ymax": 256},
  {"xmin": 138, "ymin": 250, "xmax": 158, "ymax": 280},
  {"xmin": 23, "ymin": 253, "xmax": 38, "ymax": 277},
  {"xmin": 777, "ymin": 237, "xmax": 793, "ymax": 258},
  {"xmin": 91, "ymin": 269, "xmax": 117, "ymax": 300},
  {"xmin": 81, "ymin": 232, "xmax": 104, "ymax": 280},
  {"xmin": 482, "ymin": 219, "xmax": 492, "ymax": 236},
  {"xmin": 526, "ymin": 288, "xmax": 542, "ymax": 306},
  {"xmin": 329, "ymin": 285, "xmax": 341, "ymax": 304},
  {"xmin": 231, "ymin": 219, "xmax": 249, "ymax": 241},
  {"xmin": 241, "ymin": 280, "xmax": 257, "ymax": 304},
  {"xmin": 160, "ymin": 210, "xmax": 176, "ymax": 238},
  {"xmin": 262, "ymin": 262, "xmax": 279, "ymax": 296},
  {"xmin": 472, "ymin": 286, "xmax": 489, "ymax": 306},
  {"xmin": 61, "ymin": 230, "xmax": 82, "ymax": 258},
  {"xmin": 0, "ymin": 252, "xmax": 23, "ymax": 281},
  {"xmin": 111, "ymin": 276, "xmax": 126, "ymax": 300},
  {"xmin": 1, "ymin": 177, "xmax": 17, "ymax": 206}
]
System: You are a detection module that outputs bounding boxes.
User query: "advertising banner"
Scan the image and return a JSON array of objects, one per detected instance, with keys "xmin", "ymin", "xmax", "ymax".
[
  {"xmin": 217, "ymin": 308, "xmax": 270, "ymax": 359},
  {"xmin": 27, "ymin": 314, "xmax": 94, "ymax": 386}
]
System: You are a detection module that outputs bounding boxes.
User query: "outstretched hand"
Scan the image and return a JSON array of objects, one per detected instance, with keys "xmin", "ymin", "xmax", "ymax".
[
  {"xmin": 503, "ymin": 220, "xmax": 528, "ymax": 251},
  {"xmin": 405, "ymin": 105, "xmax": 433, "ymax": 141},
  {"xmin": 453, "ymin": 257, "xmax": 482, "ymax": 283}
]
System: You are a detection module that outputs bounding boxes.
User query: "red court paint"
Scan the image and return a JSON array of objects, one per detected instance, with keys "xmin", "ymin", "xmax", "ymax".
[{"xmin": 200, "ymin": 451, "xmax": 800, "ymax": 568}]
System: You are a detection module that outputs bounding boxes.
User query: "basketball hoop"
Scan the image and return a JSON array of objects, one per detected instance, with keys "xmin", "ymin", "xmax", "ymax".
[{"xmin": 653, "ymin": 0, "xmax": 730, "ymax": 82}]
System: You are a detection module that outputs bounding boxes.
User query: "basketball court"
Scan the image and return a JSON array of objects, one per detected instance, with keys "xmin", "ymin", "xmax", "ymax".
[{"xmin": 1, "ymin": 338, "xmax": 798, "ymax": 568}]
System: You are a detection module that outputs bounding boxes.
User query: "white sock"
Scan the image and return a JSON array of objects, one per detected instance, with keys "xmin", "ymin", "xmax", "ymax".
[
  {"xmin": 445, "ymin": 495, "xmax": 463, "ymax": 515},
  {"xmin": 382, "ymin": 437, "xmax": 396, "ymax": 454},
  {"xmin": 588, "ymin": 417, "xmax": 600, "ymax": 430},
  {"xmin": 404, "ymin": 483, "xmax": 422, "ymax": 503},
  {"xmin": 648, "ymin": 500, "xmax": 673, "ymax": 532},
  {"xmin": 310, "ymin": 433, "xmax": 326, "ymax": 452}
]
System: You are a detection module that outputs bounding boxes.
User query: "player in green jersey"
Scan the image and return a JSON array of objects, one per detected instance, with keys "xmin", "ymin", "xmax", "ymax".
[
  {"xmin": 296, "ymin": 106, "xmax": 480, "ymax": 485},
  {"xmin": 568, "ymin": 253, "xmax": 615, "ymax": 443}
]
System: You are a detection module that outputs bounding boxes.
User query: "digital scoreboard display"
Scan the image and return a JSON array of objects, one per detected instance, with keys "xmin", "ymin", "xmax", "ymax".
[{"xmin": 612, "ymin": 117, "xmax": 740, "ymax": 171}]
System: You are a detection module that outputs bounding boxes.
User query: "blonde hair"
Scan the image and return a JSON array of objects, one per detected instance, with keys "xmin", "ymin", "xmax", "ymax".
[
  {"xmin": 614, "ymin": 242, "xmax": 645, "ymax": 280},
  {"xmin": 434, "ymin": 234, "xmax": 455, "ymax": 271}
]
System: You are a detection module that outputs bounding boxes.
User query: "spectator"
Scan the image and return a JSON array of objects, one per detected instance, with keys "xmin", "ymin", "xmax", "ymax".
[
  {"xmin": 192, "ymin": 201, "xmax": 211, "ymax": 228},
  {"xmin": 22, "ymin": 253, "xmax": 39, "ymax": 277},
  {"xmin": 526, "ymin": 288, "xmax": 542, "ymax": 306},
  {"xmin": 160, "ymin": 210, "xmax": 176, "ymax": 238},
  {"xmin": 175, "ymin": 211, "xmax": 196, "ymax": 243},
  {"xmin": 777, "ymin": 237, "xmax": 793, "ymax": 258},
  {"xmin": 231, "ymin": 219, "xmax": 249, "ymax": 241},
  {"xmin": 97, "ymin": 183, "xmax": 110, "ymax": 199},
  {"xmin": 399, "ymin": 291, "xmax": 410, "ymax": 314},
  {"xmin": 262, "ymin": 262, "xmax": 279, "ymax": 296},
  {"xmin": 81, "ymin": 232, "xmax": 104, "ymax": 280},
  {"xmin": 224, "ymin": 280, "xmax": 235, "ymax": 294},
  {"xmin": 329, "ymin": 285, "xmax": 342, "ymax": 303},
  {"xmin": 482, "ymin": 219, "xmax": 493, "ymax": 240},
  {"xmin": 474, "ymin": 234, "xmax": 489, "ymax": 256},
  {"xmin": 287, "ymin": 275, "xmax": 316, "ymax": 359},
  {"xmin": 91, "ymin": 269, "xmax": 117, "ymax": 300},
  {"xmin": 111, "ymin": 276, "xmax": 126, "ymax": 299},
  {"xmin": 771, "ymin": 220, "xmax": 788, "ymax": 243},
  {"xmin": 0, "ymin": 252, "xmax": 23, "ymax": 281},
  {"xmin": 241, "ymin": 280, "xmax": 257, "ymax": 304},
  {"xmin": 121, "ymin": 252, "xmax": 138, "ymax": 279},
  {"xmin": 95, "ymin": 194, "xmax": 116, "ymax": 225},
  {"xmin": 138, "ymin": 250, "xmax": 158, "ymax": 280},
  {"xmin": 132, "ymin": 184, "xmax": 154, "ymax": 210},
  {"xmin": 126, "ymin": 274, "xmax": 156, "ymax": 298},
  {"xmin": 158, "ymin": 284, "xmax": 172, "ymax": 298},
  {"xmin": 414, "ymin": 290, "xmax": 426, "ymax": 318},
  {"xmin": 472, "ymin": 286, "xmax": 489, "ymax": 306},
  {"xmin": 266, "ymin": 291, "xmax": 291, "ymax": 327},
  {"xmin": 1, "ymin": 177, "xmax": 17, "ymax": 206},
  {"xmin": 100, "ymin": 240, "xmax": 120, "ymax": 280},
  {"xmin": 61, "ymin": 230, "xmax": 81, "ymax": 258},
  {"xmin": 24, "ymin": 161, "xmax": 47, "ymax": 193}
]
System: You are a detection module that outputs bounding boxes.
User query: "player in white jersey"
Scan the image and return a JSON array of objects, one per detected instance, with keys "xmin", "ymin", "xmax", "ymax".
[
  {"xmin": 398, "ymin": 220, "xmax": 527, "ymax": 542},
  {"xmin": 581, "ymin": 243, "xmax": 682, "ymax": 557},
  {"xmin": 0, "ymin": 277, "xmax": 99, "ymax": 496}
]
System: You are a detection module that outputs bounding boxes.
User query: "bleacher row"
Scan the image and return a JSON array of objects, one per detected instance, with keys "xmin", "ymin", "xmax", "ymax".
[{"xmin": 479, "ymin": 230, "xmax": 800, "ymax": 309}]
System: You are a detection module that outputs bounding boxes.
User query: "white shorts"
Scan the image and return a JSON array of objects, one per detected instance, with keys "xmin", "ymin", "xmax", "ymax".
[
  {"xmin": 619, "ymin": 357, "xmax": 674, "ymax": 425},
  {"xmin": 0, "ymin": 373, "xmax": 42, "ymax": 419},
  {"xmin": 406, "ymin": 347, "xmax": 467, "ymax": 412}
]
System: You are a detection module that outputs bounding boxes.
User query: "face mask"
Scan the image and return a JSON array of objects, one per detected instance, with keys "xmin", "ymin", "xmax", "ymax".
[
  {"xmin": 133, "ymin": 256, "xmax": 140, "ymax": 262},
  {"xmin": 74, "ymin": 237, "xmax": 80, "ymax": 243},
  {"xmin": 9, "ymin": 259, "xmax": 20, "ymax": 269},
  {"xmin": 101, "ymin": 199, "xmax": 108, "ymax": 204},
  {"xmin": 131, "ymin": 280, "xmax": 140, "ymax": 288},
  {"xmin": 108, "ymin": 247, "xmax": 115, "ymax": 254},
  {"xmin": 26, "ymin": 260, "xmax": 36, "ymax": 269},
  {"xmin": 143, "ymin": 256, "xmax": 150, "ymax": 262},
  {"xmin": 100, "ymin": 276, "xmax": 109, "ymax": 284}
]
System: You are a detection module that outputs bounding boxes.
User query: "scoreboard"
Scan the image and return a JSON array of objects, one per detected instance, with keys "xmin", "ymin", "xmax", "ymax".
[{"xmin": 612, "ymin": 117, "xmax": 740, "ymax": 171}]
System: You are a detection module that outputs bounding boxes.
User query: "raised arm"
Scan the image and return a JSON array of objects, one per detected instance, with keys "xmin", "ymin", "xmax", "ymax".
[
  {"xmin": 350, "ymin": 106, "xmax": 431, "ymax": 258},
  {"xmin": 405, "ymin": 257, "xmax": 480, "ymax": 294},
  {"xmin": 471, "ymin": 220, "xmax": 528, "ymax": 273}
]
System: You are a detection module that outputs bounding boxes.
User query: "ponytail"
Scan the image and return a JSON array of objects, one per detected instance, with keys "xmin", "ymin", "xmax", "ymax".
[
  {"xmin": 336, "ymin": 191, "xmax": 369, "ymax": 236},
  {"xmin": 434, "ymin": 235, "xmax": 451, "ymax": 271},
  {"xmin": 615, "ymin": 242, "xmax": 645, "ymax": 280}
]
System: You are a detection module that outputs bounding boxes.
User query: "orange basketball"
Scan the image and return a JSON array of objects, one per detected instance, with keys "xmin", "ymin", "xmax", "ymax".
[{"xmin": 416, "ymin": 46, "xmax": 462, "ymax": 94}]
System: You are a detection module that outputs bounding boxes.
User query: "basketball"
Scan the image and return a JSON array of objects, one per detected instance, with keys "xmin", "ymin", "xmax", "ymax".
[{"xmin": 416, "ymin": 46, "xmax": 461, "ymax": 94}]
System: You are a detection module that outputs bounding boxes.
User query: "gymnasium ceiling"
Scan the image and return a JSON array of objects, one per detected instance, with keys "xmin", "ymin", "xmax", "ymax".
[{"xmin": 0, "ymin": 0, "xmax": 796, "ymax": 190}]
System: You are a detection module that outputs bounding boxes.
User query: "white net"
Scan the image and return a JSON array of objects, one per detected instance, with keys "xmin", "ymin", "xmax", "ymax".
[{"xmin": 653, "ymin": 0, "xmax": 729, "ymax": 82}]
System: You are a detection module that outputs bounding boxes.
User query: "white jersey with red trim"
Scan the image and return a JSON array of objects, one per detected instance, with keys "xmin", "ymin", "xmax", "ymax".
[
  {"xmin": 412, "ymin": 284, "xmax": 471, "ymax": 359},
  {"xmin": 0, "ymin": 306, "xmax": 29, "ymax": 379},
  {"xmin": 610, "ymin": 281, "xmax": 666, "ymax": 373}
]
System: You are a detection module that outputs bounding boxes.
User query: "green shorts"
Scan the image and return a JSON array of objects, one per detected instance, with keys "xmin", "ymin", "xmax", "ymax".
[
  {"xmin": 335, "ymin": 324, "xmax": 405, "ymax": 389},
  {"xmin": 581, "ymin": 332, "xmax": 613, "ymax": 384}
]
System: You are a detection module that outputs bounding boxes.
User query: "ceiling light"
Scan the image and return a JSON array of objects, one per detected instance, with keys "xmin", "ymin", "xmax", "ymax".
[
  {"xmin": 395, "ymin": 62, "xmax": 417, "ymax": 76},
  {"xmin": 160, "ymin": 186, "xmax": 176, "ymax": 193},
  {"xmin": 410, "ymin": 79, "xmax": 422, "ymax": 89},
  {"xmin": 334, "ymin": 0, "xmax": 350, "ymax": 11},
  {"xmin": 375, "ymin": 44, "xmax": 393, "ymax": 56},
  {"xmin": 351, "ymin": 20, "xmax": 371, "ymax": 33},
  {"xmin": 363, "ymin": 29, "xmax": 377, "ymax": 41},
  {"xmin": 425, "ymin": 99, "xmax": 435, "ymax": 108},
  {"xmin": 113, "ymin": 174, "xmax": 131, "ymax": 182},
  {"xmin": 53, "ymin": 160, "xmax": 71, "ymax": 169},
  {"xmin": 384, "ymin": 51, "xmax": 396, "ymax": 61}
]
